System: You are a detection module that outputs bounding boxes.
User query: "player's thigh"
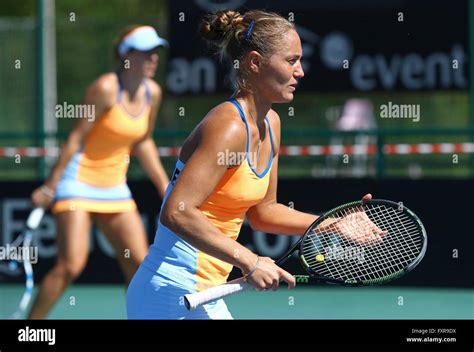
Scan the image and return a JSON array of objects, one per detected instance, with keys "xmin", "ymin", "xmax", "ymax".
[
  {"xmin": 126, "ymin": 267, "xmax": 233, "ymax": 320},
  {"xmin": 94, "ymin": 211, "xmax": 148, "ymax": 264},
  {"xmin": 54, "ymin": 210, "xmax": 92, "ymax": 267}
]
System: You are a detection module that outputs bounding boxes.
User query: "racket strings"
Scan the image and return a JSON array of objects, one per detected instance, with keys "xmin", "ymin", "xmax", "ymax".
[
  {"xmin": 304, "ymin": 227, "xmax": 412, "ymax": 282},
  {"xmin": 301, "ymin": 203, "xmax": 423, "ymax": 283},
  {"xmin": 326, "ymin": 208, "xmax": 420, "ymax": 281},
  {"xmin": 363, "ymin": 206, "xmax": 419, "ymax": 271},
  {"xmin": 366, "ymin": 206, "xmax": 422, "ymax": 271},
  {"xmin": 306, "ymin": 209, "xmax": 421, "ymax": 281}
]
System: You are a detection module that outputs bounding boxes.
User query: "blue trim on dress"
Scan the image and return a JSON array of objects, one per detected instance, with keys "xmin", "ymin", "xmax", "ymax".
[{"xmin": 227, "ymin": 98, "xmax": 273, "ymax": 178}]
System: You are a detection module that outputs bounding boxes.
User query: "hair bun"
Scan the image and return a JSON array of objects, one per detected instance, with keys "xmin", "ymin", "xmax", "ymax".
[{"xmin": 200, "ymin": 10, "xmax": 243, "ymax": 44}]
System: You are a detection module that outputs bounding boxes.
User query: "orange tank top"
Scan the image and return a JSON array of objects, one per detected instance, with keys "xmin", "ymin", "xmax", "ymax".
[
  {"xmin": 146, "ymin": 98, "xmax": 275, "ymax": 291},
  {"xmin": 196, "ymin": 98, "xmax": 275, "ymax": 289},
  {"xmin": 76, "ymin": 73, "xmax": 150, "ymax": 187}
]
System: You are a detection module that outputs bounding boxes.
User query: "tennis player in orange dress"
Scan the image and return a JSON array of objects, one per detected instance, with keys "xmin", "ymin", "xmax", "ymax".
[
  {"xmin": 29, "ymin": 25, "xmax": 170, "ymax": 319},
  {"xmin": 126, "ymin": 11, "xmax": 382, "ymax": 319}
]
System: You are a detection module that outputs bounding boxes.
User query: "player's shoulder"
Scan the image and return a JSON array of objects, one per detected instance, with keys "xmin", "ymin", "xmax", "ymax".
[
  {"xmin": 204, "ymin": 101, "xmax": 246, "ymax": 130},
  {"xmin": 198, "ymin": 101, "xmax": 248, "ymax": 147},
  {"xmin": 86, "ymin": 72, "xmax": 118, "ymax": 105},
  {"xmin": 92, "ymin": 72, "xmax": 118, "ymax": 93},
  {"xmin": 144, "ymin": 78, "xmax": 162, "ymax": 100}
]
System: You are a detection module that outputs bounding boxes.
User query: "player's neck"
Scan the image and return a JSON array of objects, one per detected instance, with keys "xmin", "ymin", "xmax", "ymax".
[
  {"xmin": 236, "ymin": 93, "xmax": 271, "ymax": 126},
  {"xmin": 119, "ymin": 70, "xmax": 144, "ymax": 100}
]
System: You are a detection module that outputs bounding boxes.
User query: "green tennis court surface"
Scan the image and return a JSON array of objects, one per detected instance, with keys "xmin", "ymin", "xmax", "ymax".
[{"xmin": 3, "ymin": 285, "xmax": 472, "ymax": 319}]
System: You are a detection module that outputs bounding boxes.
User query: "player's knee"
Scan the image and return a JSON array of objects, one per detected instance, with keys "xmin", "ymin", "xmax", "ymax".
[{"xmin": 54, "ymin": 260, "xmax": 86, "ymax": 281}]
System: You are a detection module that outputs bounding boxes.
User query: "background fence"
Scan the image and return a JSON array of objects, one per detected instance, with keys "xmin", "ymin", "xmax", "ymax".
[{"xmin": 0, "ymin": 0, "xmax": 473, "ymax": 180}]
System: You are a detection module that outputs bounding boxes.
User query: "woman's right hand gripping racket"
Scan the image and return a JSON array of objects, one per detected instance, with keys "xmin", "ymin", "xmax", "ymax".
[{"xmin": 184, "ymin": 199, "xmax": 427, "ymax": 310}]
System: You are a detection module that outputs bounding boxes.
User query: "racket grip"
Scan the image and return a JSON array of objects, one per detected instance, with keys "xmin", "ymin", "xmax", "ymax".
[
  {"xmin": 183, "ymin": 278, "xmax": 252, "ymax": 310},
  {"xmin": 27, "ymin": 208, "xmax": 45, "ymax": 230}
]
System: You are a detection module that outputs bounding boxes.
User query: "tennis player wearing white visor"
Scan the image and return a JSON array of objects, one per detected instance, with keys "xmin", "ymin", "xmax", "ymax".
[
  {"xmin": 118, "ymin": 25, "xmax": 168, "ymax": 57},
  {"xmin": 28, "ymin": 24, "xmax": 170, "ymax": 319}
]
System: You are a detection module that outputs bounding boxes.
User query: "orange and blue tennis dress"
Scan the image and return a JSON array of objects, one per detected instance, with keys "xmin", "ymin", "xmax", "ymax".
[
  {"xmin": 126, "ymin": 98, "xmax": 275, "ymax": 319},
  {"xmin": 52, "ymin": 73, "xmax": 150, "ymax": 214}
]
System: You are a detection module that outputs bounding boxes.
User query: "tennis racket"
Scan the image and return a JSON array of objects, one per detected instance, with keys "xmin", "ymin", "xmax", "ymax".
[
  {"xmin": 184, "ymin": 199, "xmax": 427, "ymax": 310},
  {"xmin": 0, "ymin": 207, "xmax": 44, "ymax": 319}
]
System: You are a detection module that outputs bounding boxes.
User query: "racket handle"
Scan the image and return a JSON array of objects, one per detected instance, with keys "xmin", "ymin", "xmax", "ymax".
[
  {"xmin": 184, "ymin": 278, "xmax": 252, "ymax": 310},
  {"xmin": 26, "ymin": 208, "xmax": 45, "ymax": 230}
]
